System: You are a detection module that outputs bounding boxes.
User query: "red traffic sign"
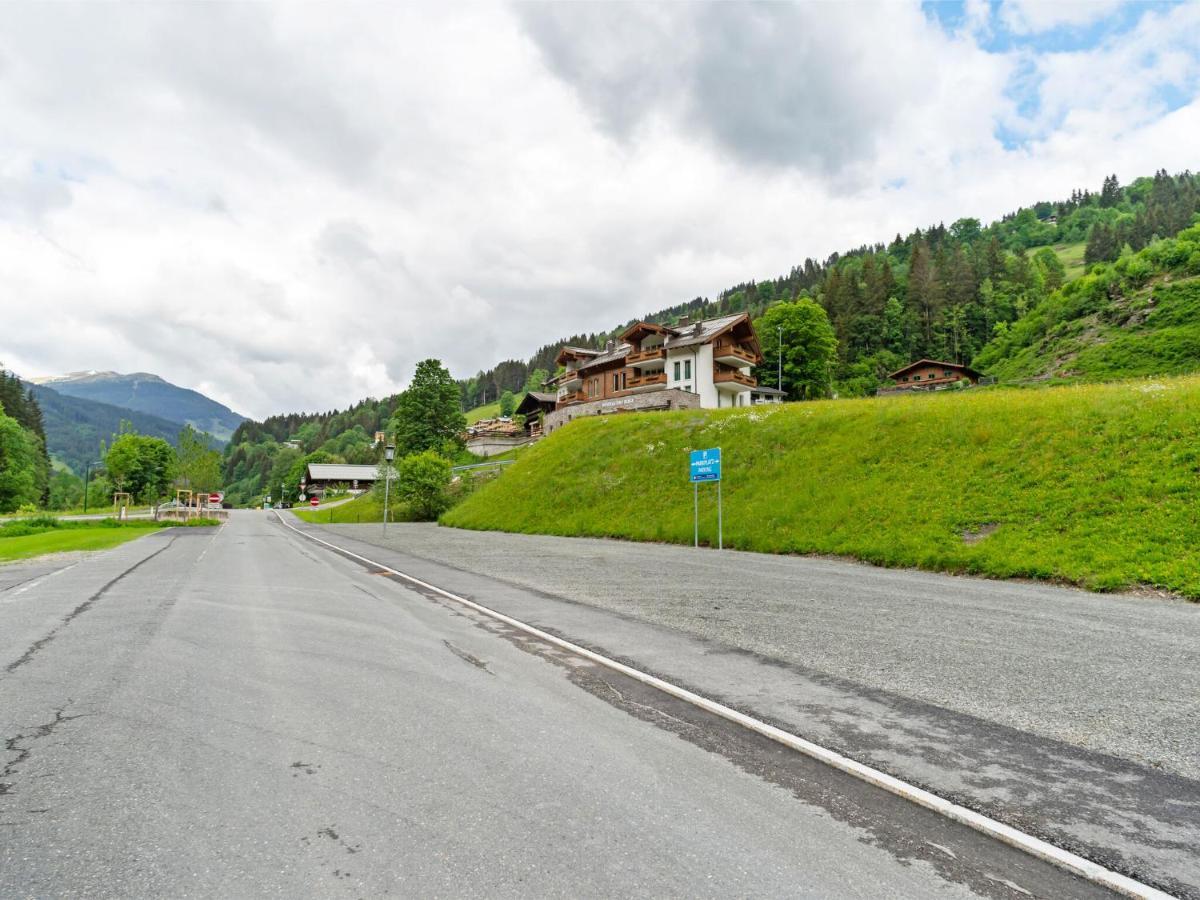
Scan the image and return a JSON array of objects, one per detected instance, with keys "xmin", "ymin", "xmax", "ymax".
[
  {"xmin": 209, "ymin": 493, "xmax": 221, "ymax": 503},
  {"xmin": 310, "ymin": 497, "xmax": 319, "ymax": 507}
]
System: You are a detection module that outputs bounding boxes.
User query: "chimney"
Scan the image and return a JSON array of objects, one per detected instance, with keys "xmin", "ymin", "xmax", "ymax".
[
  {"xmin": 605, "ymin": 339, "xmax": 614, "ymax": 352},
  {"xmin": 678, "ymin": 315, "xmax": 690, "ymax": 327}
]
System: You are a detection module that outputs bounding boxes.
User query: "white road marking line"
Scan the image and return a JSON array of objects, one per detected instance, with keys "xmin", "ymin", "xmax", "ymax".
[
  {"xmin": 0, "ymin": 563, "xmax": 78, "ymax": 605},
  {"xmin": 195, "ymin": 527, "xmax": 222, "ymax": 563},
  {"xmin": 273, "ymin": 512, "xmax": 1174, "ymax": 900}
]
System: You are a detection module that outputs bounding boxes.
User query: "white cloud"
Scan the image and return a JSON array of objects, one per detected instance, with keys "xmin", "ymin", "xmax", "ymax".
[
  {"xmin": 999, "ymin": 0, "xmax": 1124, "ymax": 35},
  {"xmin": 0, "ymin": 1, "xmax": 1196, "ymax": 419}
]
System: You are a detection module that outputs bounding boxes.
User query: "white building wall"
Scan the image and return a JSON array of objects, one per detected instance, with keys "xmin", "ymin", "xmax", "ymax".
[{"xmin": 667, "ymin": 344, "xmax": 718, "ymax": 408}]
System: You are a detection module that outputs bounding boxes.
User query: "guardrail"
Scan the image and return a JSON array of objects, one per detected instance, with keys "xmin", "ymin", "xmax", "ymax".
[
  {"xmin": 156, "ymin": 507, "xmax": 230, "ymax": 522},
  {"xmin": 451, "ymin": 460, "xmax": 516, "ymax": 473}
]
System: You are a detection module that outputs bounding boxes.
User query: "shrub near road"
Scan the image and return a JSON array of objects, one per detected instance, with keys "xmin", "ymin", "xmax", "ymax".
[{"xmin": 443, "ymin": 376, "xmax": 1200, "ymax": 597}]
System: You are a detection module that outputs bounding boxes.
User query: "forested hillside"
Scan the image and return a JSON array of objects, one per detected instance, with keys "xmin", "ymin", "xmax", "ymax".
[
  {"xmin": 975, "ymin": 221, "xmax": 1200, "ymax": 382},
  {"xmin": 221, "ymin": 396, "xmax": 392, "ymax": 506},
  {"xmin": 0, "ymin": 370, "xmax": 50, "ymax": 511},
  {"xmin": 458, "ymin": 170, "xmax": 1200, "ymax": 403},
  {"xmin": 28, "ymin": 382, "xmax": 182, "ymax": 474}
]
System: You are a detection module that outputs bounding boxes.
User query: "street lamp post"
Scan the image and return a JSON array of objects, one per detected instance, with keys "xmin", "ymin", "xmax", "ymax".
[
  {"xmin": 777, "ymin": 325, "xmax": 783, "ymax": 393},
  {"xmin": 383, "ymin": 444, "xmax": 395, "ymax": 533}
]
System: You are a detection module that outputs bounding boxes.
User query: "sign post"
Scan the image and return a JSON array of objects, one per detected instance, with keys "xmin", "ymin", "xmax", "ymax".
[{"xmin": 688, "ymin": 448, "xmax": 722, "ymax": 550}]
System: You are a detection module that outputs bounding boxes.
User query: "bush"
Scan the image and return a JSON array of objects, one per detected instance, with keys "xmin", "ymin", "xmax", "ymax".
[{"xmin": 397, "ymin": 450, "xmax": 452, "ymax": 520}]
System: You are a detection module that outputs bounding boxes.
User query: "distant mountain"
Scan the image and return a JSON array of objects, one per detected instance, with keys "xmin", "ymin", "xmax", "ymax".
[
  {"xmin": 33, "ymin": 371, "xmax": 245, "ymax": 442},
  {"xmin": 27, "ymin": 382, "xmax": 185, "ymax": 474}
]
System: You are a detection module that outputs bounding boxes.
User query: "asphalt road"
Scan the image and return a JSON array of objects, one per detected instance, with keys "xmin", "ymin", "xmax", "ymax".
[
  {"xmin": 0, "ymin": 512, "xmax": 1117, "ymax": 898},
  {"xmin": 314, "ymin": 520, "xmax": 1200, "ymax": 898}
]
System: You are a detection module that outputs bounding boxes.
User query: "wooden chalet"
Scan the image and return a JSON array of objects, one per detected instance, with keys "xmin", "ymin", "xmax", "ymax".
[{"xmin": 880, "ymin": 359, "xmax": 984, "ymax": 393}]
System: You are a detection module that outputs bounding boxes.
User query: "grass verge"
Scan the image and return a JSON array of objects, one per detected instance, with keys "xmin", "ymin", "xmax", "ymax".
[
  {"xmin": 443, "ymin": 375, "xmax": 1200, "ymax": 598},
  {"xmin": 0, "ymin": 517, "xmax": 220, "ymax": 563}
]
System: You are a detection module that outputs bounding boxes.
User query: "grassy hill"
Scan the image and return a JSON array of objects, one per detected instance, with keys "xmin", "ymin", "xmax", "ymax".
[
  {"xmin": 1051, "ymin": 240, "xmax": 1087, "ymax": 281},
  {"xmin": 465, "ymin": 393, "xmax": 524, "ymax": 424},
  {"xmin": 443, "ymin": 376, "xmax": 1200, "ymax": 598}
]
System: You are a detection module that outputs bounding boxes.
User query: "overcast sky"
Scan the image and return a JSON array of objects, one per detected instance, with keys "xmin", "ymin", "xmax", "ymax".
[{"xmin": 1, "ymin": 1, "xmax": 1197, "ymax": 419}]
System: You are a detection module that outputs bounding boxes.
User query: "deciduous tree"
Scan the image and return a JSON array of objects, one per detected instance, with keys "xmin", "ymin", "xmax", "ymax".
[{"xmin": 390, "ymin": 359, "xmax": 467, "ymax": 456}]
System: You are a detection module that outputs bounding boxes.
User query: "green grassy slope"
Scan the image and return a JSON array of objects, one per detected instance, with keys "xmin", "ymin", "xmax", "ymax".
[
  {"xmin": 465, "ymin": 393, "xmax": 527, "ymax": 424},
  {"xmin": 443, "ymin": 376, "xmax": 1200, "ymax": 597},
  {"xmin": 1052, "ymin": 241, "xmax": 1087, "ymax": 281},
  {"xmin": 293, "ymin": 493, "xmax": 390, "ymax": 524},
  {"xmin": 975, "ymin": 224, "xmax": 1200, "ymax": 384},
  {"xmin": 985, "ymin": 276, "xmax": 1200, "ymax": 383}
]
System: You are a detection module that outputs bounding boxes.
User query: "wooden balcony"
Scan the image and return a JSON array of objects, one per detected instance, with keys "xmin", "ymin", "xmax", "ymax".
[
  {"xmin": 713, "ymin": 368, "xmax": 756, "ymax": 390},
  {"xmin": 713, "ymin": 342, "xmax": 757, "ymax": 366},
  {"xmin": 627, "ymin": 346, "xmax": 666, "ymax": 368},
  {"xmin": 558, "ymin": 390, "xmax": 587, "ymax": 405},
  {"xmin": 623, "ymin": 371, "xmax": 667, "ymax": 393}
]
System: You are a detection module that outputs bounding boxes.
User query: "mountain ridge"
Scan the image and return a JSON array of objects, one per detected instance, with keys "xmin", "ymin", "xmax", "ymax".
[{"xmin": 37, "ymin": 371, "xmax": 245, "ymax": 443}]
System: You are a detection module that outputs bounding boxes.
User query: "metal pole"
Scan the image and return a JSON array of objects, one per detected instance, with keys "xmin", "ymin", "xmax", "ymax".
[
  {"xmin": 83, "ymin": 463, "xmax": 91, "ymax": 514},
  {"xmin": 717, "ymin": 480, "xmax": 723, "ymax": 551},
  {"xmin": 693, "ymin": 482, "xmax": 698, "ymax": 548},
  {"xmin": 383, "ymin": 444, "xmax": 395, "ymax": 533}
]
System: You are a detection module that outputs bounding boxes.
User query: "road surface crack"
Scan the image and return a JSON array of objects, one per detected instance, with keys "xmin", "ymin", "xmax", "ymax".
[
  {"xmin": 1, "ymin": 704, "xmax": 80, "ymax": 797},
  {"xmin": 3, "ymin": 538, "xmax": 176, "ymax": 676},
  {"xmin": 443, "ymin": 640, "xmax": 493, "ymax": 674}
]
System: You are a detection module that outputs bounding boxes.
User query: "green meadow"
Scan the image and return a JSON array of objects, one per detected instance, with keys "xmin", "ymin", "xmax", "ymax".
[{"xmin": 443, "ymin": 376, "xmax": 1200, "ymax": 597}]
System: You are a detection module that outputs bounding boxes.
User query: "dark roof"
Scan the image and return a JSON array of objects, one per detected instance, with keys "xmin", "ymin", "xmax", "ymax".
[
  {"xmin": 888, "ymin": 359, "xmax": 983, "ymax": 380},
  {"xmin": 515, "ymin": 392, "xmax": 557, "ymax": 415},
  {"xmin": 751, "ymin": 385, "xmax": 787, "ymax": 396}
]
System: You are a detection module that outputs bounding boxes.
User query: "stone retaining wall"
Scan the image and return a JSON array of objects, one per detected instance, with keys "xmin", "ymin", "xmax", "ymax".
[{"xmin": 545, "ymin": 388, "xmax": 701, "ymax": 435}]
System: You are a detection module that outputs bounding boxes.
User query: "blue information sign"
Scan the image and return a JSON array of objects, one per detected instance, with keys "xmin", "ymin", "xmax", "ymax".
[{"xmin": 689, "ymin": 448, "xmax": 722, "ymax": 482}]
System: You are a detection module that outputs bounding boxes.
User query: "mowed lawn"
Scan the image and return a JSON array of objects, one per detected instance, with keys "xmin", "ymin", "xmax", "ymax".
[
  {"xmin": 0, "ymin": 526, "xmax": 163, "ymax": 563},
  {"xmin": 443, "ymin": 375, "xmax": 1200, "ymax": 597}
]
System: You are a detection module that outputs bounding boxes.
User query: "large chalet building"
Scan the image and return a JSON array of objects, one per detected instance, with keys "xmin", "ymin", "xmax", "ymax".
[{"xmin": 543, "ymin": 313, "xmax": 770, "ymax": 434}]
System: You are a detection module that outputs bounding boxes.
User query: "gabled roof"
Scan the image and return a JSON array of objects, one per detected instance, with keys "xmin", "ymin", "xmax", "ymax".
[
  {"xmin": 662, "ymin": 313, "xmax": 754, "ymax": 351},
  {"xmin": 570, "ymin": 344, "xmax": 631, "ymax": 374},
  {"xmin": 619, "ymin": 321, "xmax": 676, "ymax": 344},
  {"xmin": 515, "ymin": 392, "xmax": 557, "ymax": 415},
  {"xmin": 888, "ymin": 359, "xmax": 983, "ymax": 380},
  {"xmin": 554, "ymin": 345, "xmax": 602, "ymax": 367}
]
